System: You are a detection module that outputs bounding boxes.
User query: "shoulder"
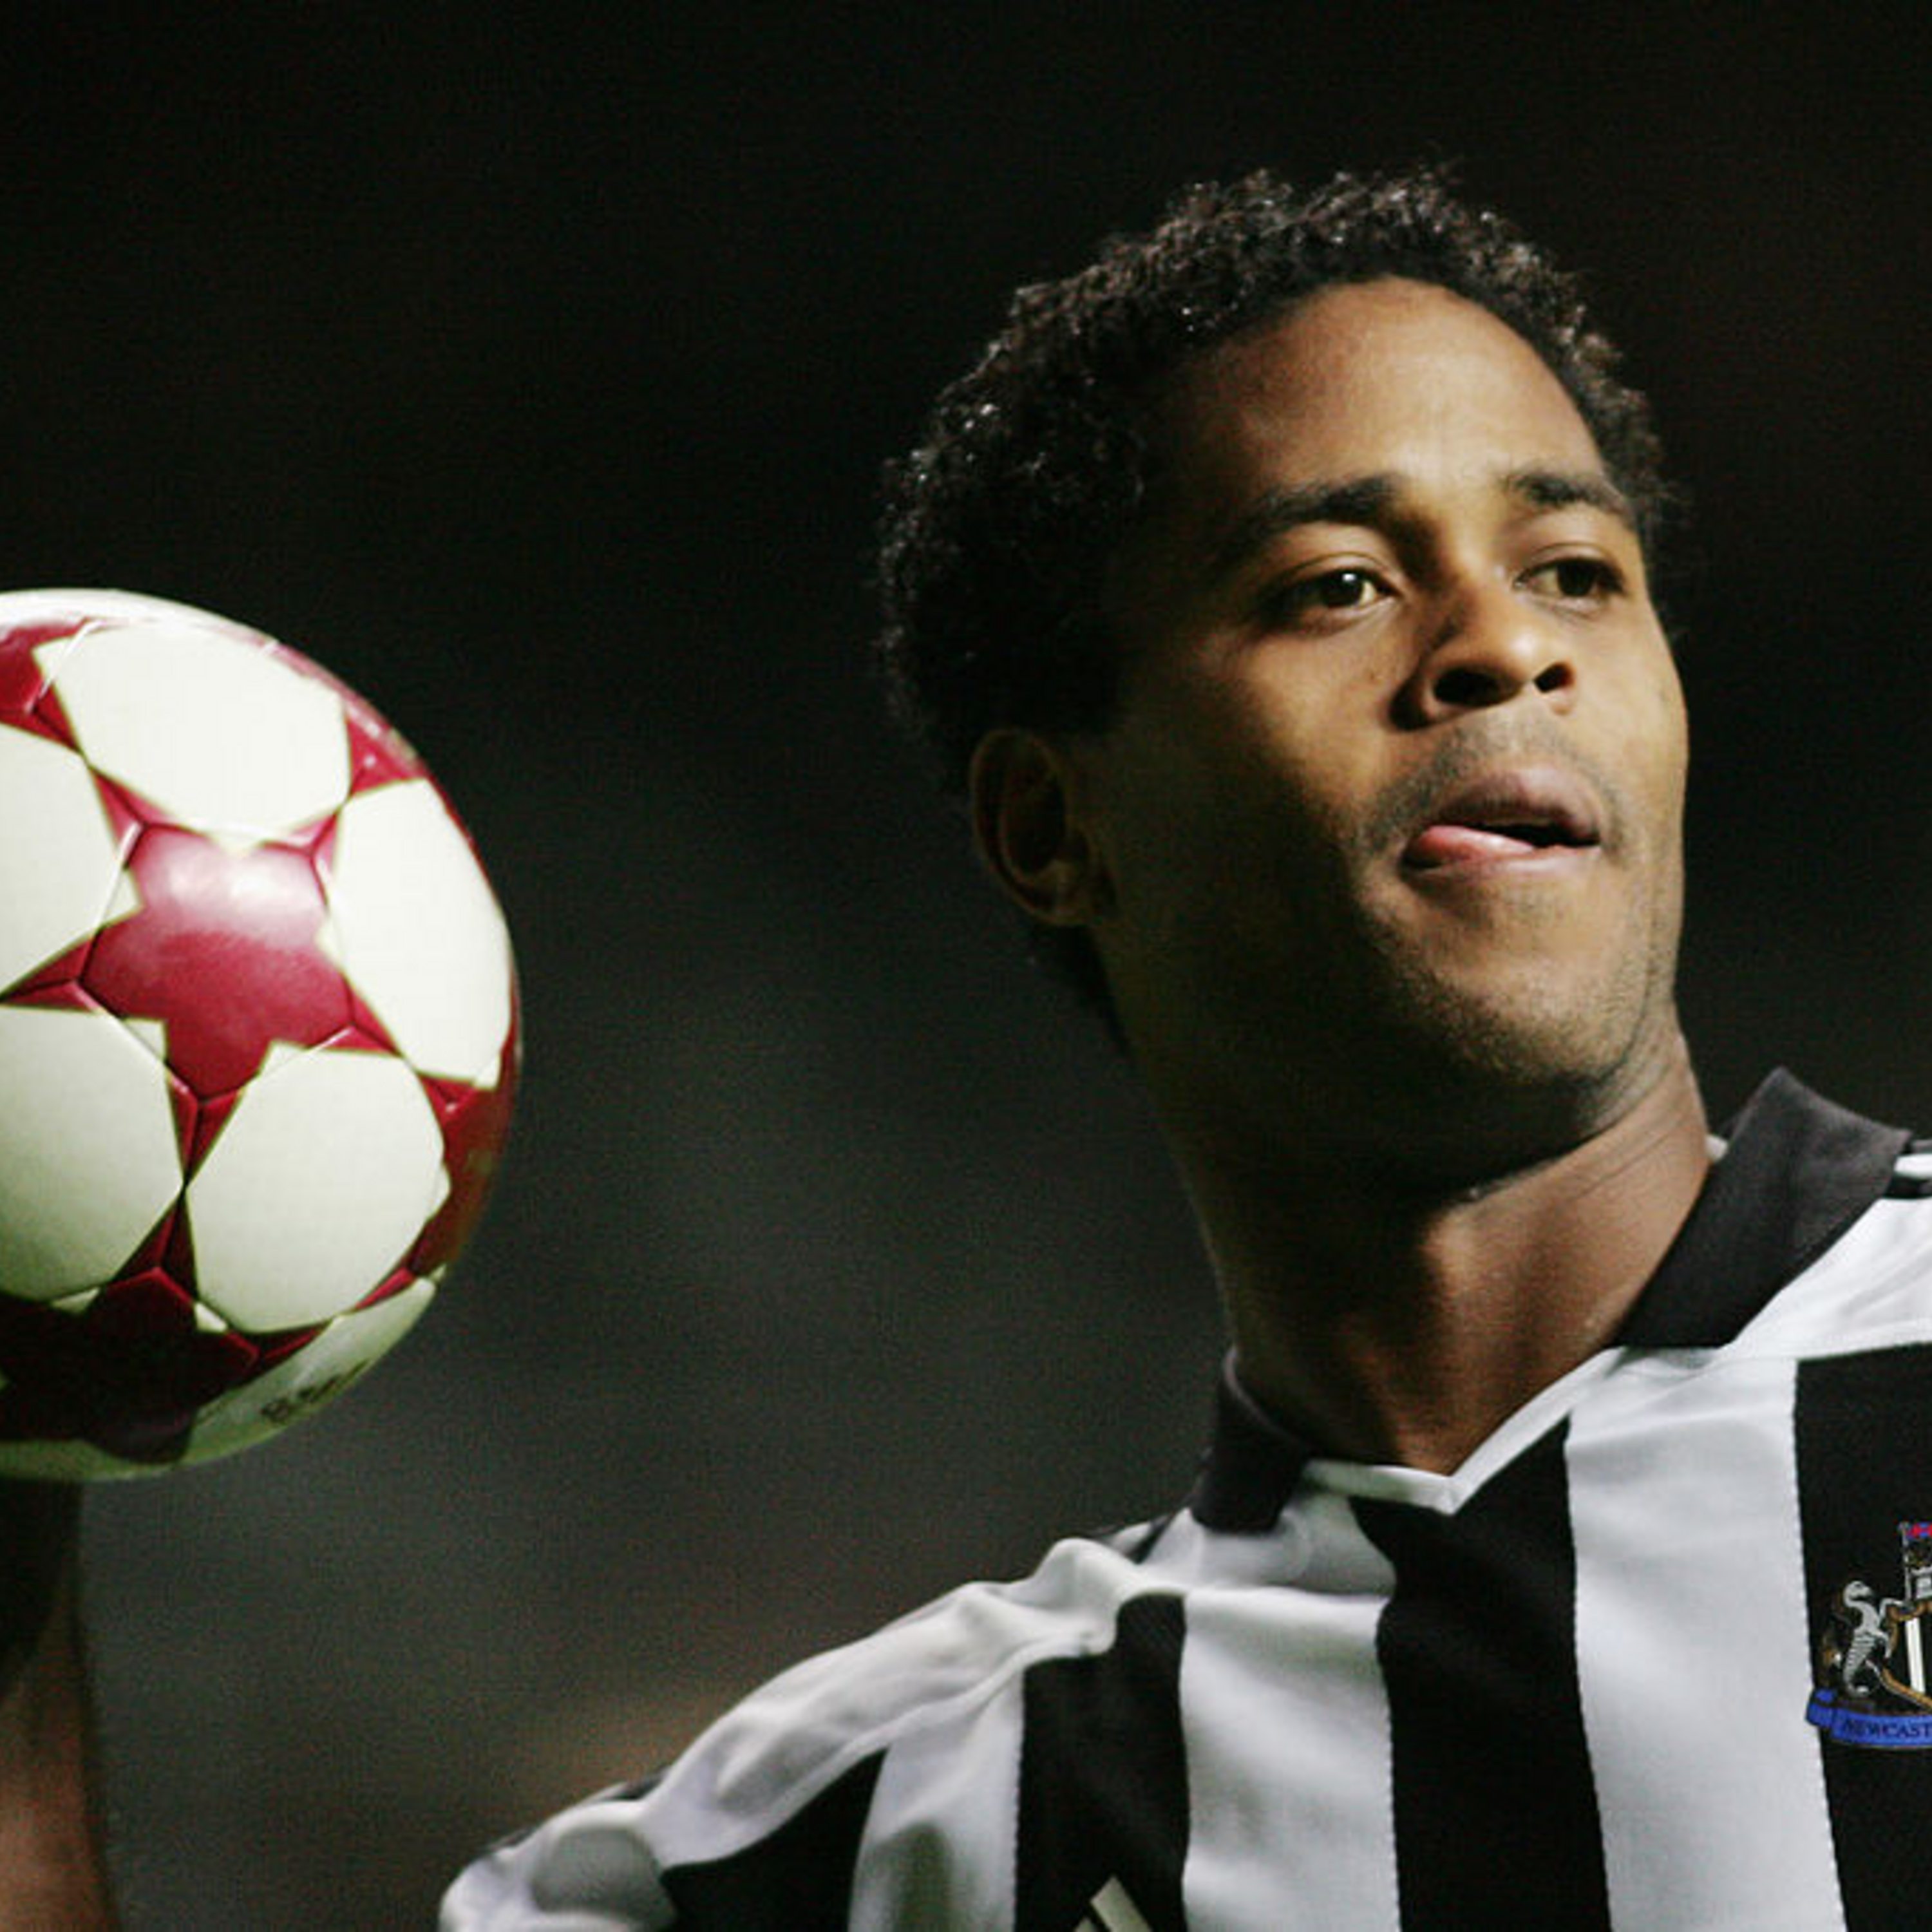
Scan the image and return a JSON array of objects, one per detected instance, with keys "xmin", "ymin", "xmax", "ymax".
[
  {"xmin": 1739, "ymin": 1132, "xmax": 1932, "ymax": 1358},
  {"xmin": 1636, "ymin": 1074, "xmax": 1932, "ymax": 1361},
  {"xmin": 441, "ymin": 1526, "xmax": 1175, "ymax": 1929}
]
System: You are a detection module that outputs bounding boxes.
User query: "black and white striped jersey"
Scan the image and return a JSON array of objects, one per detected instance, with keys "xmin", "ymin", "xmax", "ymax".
[{"xmin": 444, "ymin": 1070, "xmax": 1932, "ymax": 1929}]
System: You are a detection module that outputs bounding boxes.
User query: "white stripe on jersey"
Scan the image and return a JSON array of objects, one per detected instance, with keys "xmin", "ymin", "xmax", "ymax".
[
  {"xmin": 848, "ymin": 1664, "xmax": 1022, "ymax": 1930},
  {"xmin": 1569, "ymin": 1350, "xmax": 1843, "ymax": 1930},
  {"xmin": 641, "ymin": 1533, "xmax": 1148, "ymax": 1879},
  {"xmin": 1745, "ymin": 1191, "xmax": 1932, "ymax": 1355},
  {"xmin": 1180, "ymin": 1565, "xmax": 1395, "ymax": 1929}
]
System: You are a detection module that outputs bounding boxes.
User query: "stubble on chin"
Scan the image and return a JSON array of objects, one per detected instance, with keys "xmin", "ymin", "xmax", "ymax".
[
  {"xmin": 1343, "ymin": 857, "xmax": 1687, "ymax": 1168},
  {"xmin": 1343, "ymin": 721, "xmax": 1682, "ymax": 1090}
]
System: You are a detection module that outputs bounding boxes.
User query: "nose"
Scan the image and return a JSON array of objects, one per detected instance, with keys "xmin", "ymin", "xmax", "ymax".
[{"xmin": 1397, "ymin": 583, "xmax": 1575, "ymax": 725}]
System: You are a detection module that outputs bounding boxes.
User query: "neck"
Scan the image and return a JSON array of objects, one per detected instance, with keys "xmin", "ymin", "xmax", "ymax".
[{"xmin": 1173, "ymin": 1037, "xmax": 1710, "ymax": 1475}]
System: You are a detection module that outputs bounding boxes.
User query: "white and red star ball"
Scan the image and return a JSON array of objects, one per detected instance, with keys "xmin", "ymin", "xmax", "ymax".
[{"xmin": 0, "ymin": 589, "xmax": 519, "ymax": 1477}]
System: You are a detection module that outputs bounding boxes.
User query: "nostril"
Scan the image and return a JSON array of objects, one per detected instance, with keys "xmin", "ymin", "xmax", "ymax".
[
  {"xmin": 1433, "ymin": 666, "xmax": 1502, "ymax": 706},
  {"xmin": 1429, "ymin": 660, "xmax": 1573, "ymax": 709}
]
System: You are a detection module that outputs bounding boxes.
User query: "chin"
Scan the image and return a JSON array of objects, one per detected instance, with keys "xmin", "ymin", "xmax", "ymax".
[
  {"xmin": 1438, "ymin": 1033, "xmax": 1678, "ymax": 1171},
  {"xmin": 1357, "ymin": 952, "xmax": 1676, "ymax": 1139}
]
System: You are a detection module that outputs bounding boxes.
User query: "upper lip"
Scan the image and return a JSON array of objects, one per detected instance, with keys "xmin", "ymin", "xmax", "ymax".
[{"xmin": 1400, "ymin": 764, "xmax": 1605, "ymax": 863}]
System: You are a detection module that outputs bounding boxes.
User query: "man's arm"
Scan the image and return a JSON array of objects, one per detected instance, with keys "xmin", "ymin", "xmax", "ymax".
[{"xmin": 0, "ymin": 1482, "xmax": 115, "ymax": 1929}]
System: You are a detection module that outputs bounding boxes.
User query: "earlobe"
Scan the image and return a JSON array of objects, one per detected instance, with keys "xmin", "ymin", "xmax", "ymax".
[{"xmin": 968, "ymin": 728, "xmax": 1110, "ymax": 926}]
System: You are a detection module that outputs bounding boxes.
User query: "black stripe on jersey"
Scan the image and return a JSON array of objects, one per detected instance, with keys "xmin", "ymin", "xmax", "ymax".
[
  {"xmin": 1015, "ymin": 1591, "xmax": 1188, "ymax": 1932},
  {"xmin": 658, "ymin": 1752, "xmax": 882, "ymax": 1929},
  {"xmin": 1357, "ymin": 1422, "xmax": 1610, "ymax": 1930},
  {"xmin": 1797, "ymin": 1342, "xmax": 1932, "ymax": 1929}
]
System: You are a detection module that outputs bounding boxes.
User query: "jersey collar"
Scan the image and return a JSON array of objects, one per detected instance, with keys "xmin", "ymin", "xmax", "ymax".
[{"xmin": 1189, "ymin": 1068, "xmax": 1911, "ymax": 1535}]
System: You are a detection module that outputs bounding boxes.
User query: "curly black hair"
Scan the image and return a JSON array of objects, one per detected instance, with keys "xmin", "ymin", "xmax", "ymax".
[{"xmin": 875, "ymin": 166, "xmax": 1672, "ymax": 1020}]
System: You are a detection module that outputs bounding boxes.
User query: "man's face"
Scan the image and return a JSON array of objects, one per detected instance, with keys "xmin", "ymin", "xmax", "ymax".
[{"xmin": 1067, "ymin": 278, "xmax": 1688, "ymax": 1159}]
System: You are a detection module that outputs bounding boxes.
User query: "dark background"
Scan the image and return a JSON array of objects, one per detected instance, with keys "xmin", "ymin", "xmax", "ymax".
[{"xmin": 4, "ymin": 8, "xmax": 1929, "ymax": 1923}]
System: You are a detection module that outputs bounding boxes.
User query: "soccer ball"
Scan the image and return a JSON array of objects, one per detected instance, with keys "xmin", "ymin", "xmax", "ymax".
[{"xmin": 0, "ymin": 590, "xmax": 518, "ymax": 1479}]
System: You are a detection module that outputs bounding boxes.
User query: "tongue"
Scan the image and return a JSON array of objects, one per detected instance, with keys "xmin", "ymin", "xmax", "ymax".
[{"xmin": 1406, "ymin": 823, "xmax": 1542, "ymax": 868}]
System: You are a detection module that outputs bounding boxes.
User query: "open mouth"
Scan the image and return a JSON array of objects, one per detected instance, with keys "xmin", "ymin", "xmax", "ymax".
[{"xmin": 1400, "ymin": 771, "xmax": 1603, "ymax": 872}]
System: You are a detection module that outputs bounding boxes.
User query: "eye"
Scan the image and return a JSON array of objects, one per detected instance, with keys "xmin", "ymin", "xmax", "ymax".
[
  {"xmin": 1311, "ymin": 568, "xmax": 1380, "ymax": 609},
  {"xmin": 1525, "ymin": 554, "xmax": 1623, "ymax": 602},
  {"xmin": 1258, "ymin": 566, "xmax": 1390, "ymax": 628}
]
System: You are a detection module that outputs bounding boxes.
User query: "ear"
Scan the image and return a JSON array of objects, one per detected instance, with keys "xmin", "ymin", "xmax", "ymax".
[{"xmin": 968, "ymin": 727, "xmax": 1112, "ymax": 927}]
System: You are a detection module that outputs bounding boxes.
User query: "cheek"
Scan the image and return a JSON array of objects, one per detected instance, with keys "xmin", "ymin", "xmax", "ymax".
[
  {"xmin": 1216, "ymin": 653, "xmax": 1391, "ymax": 808},
  {"xmin": 1644, "ymin": 669, "xmax": 1691, "ymax": 822},
  {"xmin": 1602, "ymin": 638, "xmax": 1687, "ymax": 802},
  {"xmin": 1615, "ymin": 674, "xmax": 1690, "ymax": 936},
  {"xmin": 1094, "ymin": 708, "xmax": 1336, "ymax": 927}
]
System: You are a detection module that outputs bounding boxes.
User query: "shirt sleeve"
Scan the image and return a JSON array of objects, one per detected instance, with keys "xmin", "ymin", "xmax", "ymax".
[{"xmin": 439, "ymin": 1782, "xmax": 679, "ymax": 1931}]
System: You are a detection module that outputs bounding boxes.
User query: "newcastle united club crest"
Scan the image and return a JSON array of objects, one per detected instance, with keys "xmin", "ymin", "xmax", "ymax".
[{"xmin": 1810, "ymin": 1521, "xmax": 1932, "ymax": 1748}]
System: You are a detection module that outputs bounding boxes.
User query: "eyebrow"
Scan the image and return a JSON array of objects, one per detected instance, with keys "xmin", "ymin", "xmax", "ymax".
[
  {"xmin": 1206, "ymin": 465, "xmax": 1636, "ymax": 582},
  {"xmin": 1507, "ymin": 466, "xmax": 1636, "ymax": 527},
  {"xmin": 1209, "ymin": 476, "xmax": 1399, "ymax": 578}
]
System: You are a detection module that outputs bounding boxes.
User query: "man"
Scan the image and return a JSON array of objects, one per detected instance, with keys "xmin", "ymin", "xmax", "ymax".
[
  {"xmin": 9, "ymin": 167, "xmax": 1932, "ymax": 1927},
  {"xmin": 438, "ymin": 167, "xmax": 1932, "ymax": 1925}
]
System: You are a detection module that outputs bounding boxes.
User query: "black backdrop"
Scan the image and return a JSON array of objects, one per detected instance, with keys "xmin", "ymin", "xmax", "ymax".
[{"xmin": 5, "ymin": 9, "xmax": 1930, "ymax": 1922}]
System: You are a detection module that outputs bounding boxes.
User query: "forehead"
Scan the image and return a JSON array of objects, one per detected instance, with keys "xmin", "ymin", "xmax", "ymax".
[{"xmin": 1144, "ymin": 278, "xmax": 1604, "ymax": 532}]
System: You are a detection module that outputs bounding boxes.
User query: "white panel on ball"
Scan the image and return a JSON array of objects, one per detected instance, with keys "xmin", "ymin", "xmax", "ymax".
[
  {"xmin": 0, "ymin": 1006, "xmax": 184, "ymax": 1298},
  {"xmin": 49, "ymin": 616, "xmax": 352, "ymax": 837},
  {"xmin": 0, "ymin": 725, "xmax": 127, "ymax": 989},
  {"xmin": 326, "ymin": 779, "xmax": 515, "ymax": 1082},
  {"xmin": 183, "ymin": 1276, "xmax": 437, "ymax": 1465},
  {"xmin": 186, "ymin": 1043, "xmax": 448, "ymax": 1330}
]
